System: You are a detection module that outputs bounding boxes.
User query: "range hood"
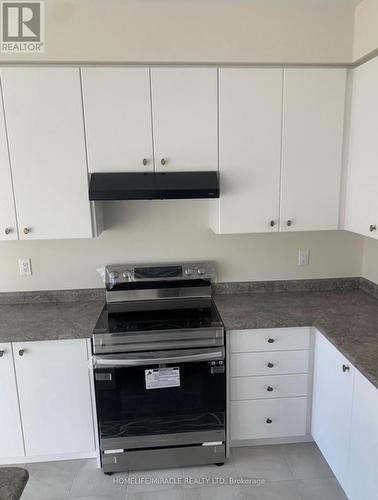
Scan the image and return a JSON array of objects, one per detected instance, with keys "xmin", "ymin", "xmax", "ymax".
[{"xmin": 88, "ymin": 171, "xmax": 220, "ymax": 201}]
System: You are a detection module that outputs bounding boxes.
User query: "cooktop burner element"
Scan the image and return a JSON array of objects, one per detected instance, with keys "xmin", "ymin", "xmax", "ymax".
[
  {"xmin": 92, "ymin": 261, "xmax": 224, "ymax": 355},
  {"xmin": 95, "ymin": 304, "xmax": 223, "ymax": 334}
]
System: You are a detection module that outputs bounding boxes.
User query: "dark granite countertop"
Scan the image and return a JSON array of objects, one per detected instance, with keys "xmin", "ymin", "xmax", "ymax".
[
  {"xmin": 0, "ymin": 300, "xmax": 104, "ymax": 343},
  {"xmin": 0, "ymin": 280, "xmax": 377, "ymax": 390},
  {"xmin": 214, "ymin": 289, "xmax": 378, "ymax": 389},
  {"xmin": 0, "ymin": 467, "xmax": 29, "ymax": 500}
]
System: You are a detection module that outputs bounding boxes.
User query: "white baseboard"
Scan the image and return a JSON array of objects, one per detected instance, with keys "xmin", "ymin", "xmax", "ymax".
[
  {"xmin": 0, "ymin": 450, "xmax": 97, "ymax": 466},
  {"xmin": 230, "ymin": 434, "xmax": 314, "ymax": 447}
]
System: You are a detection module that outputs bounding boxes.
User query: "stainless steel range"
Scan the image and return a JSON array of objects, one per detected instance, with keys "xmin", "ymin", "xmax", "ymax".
[{"xmin": 91, "ymin": 262, "xmax": 226, "ymax": 473}]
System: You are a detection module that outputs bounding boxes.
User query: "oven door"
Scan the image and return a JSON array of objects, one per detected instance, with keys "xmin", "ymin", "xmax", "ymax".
[{"xmin": 93, "ymin": 347, "xmax": 226, "ymax": 452}]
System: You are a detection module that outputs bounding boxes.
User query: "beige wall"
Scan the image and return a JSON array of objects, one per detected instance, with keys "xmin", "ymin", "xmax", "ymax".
[
  {"xmin": 0, "ymin": 1, "xmax": 369, "ymax": 292},
  {"xmin": 0, "ymin": 0, "xmax": 354, "ymax": 64},
  {"xmin": 0, "ymin": 201, "xmax": 364, "ymax": 292},
  {"xmin": 353, "ymin": 0, "xmax": 378, "ymax": 61},
  {"xmin": 362, "ymin": 238, "xmax": 378, "ymax": 284}
]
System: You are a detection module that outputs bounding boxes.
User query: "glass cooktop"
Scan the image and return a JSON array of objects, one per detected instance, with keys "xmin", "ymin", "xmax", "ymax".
[{"xmin": 93, "ymin": 303, "xmax": 223, "ymax": 334}]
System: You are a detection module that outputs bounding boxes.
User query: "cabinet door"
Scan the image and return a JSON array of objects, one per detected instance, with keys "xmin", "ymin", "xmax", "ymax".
[
  {"xmin": 0, "ymin": 343, "xmax": 24, "ymax": 459},
  {"xmin": 346, "ymin": 370, "xmax": 378, "ymax": 500},
  {"xmin": 0, "ymin": 82, "xmax": 18, "ymax": 240},
  {"xmin": 281, "ymin": 69, "xmax": 346, "ymax": 232},
  {"xmin": 210, "ymin": 68, "xmax": 282, "ymax": 234},
  {"xmin": 13, "ymin": 339, "xmax": 95, "ymax": 457},
  {"xmin": 151, "ymin": 68, "xmax": 218, "ymax": 172},
  {"xmin": 1, "ymin": 68, "xmax": 94, "ymax": 240},
  {"xmin": 312, "ymin": 331, "xmax": 354, "ymax": 489},
  {"xmin": 345, "ymin": 57, "xmax": 378, "ymax": 239},
  {"xmin": 81, "ymin": 67, "xmax": 154, "ymax": 173}
]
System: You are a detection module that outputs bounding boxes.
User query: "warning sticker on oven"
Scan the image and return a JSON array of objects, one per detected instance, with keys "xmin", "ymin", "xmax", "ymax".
[{"xmin": 145, "ymin": 367, "xmax": 180, "ymax": 390}]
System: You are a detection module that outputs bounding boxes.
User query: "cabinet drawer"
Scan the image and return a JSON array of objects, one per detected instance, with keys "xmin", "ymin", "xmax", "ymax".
[
  {"xmin": 230, "ymin": 327, "xmax": 310, "ymax": 353},
  {"xmin": 231, "ymin": 397, "xmax": 308, "ymax": 441},
  {"xmin": 231, "ymin": 350, "xmax": 309, "ymax": 377},
  {"xmin": 231, "ymin": 374, "xmax": 308, "ymax": 401}
]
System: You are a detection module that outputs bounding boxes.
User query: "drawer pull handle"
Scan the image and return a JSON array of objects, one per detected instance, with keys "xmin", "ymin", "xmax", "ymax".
[
  {"xmin": 267, "ymin": 386, "xmax": 274, "ymax": 392},
  {"xmin": 342, "ymin": 364, "xmax": 350, "ymax": 373},
  {"xmin": 267, "ymin": 338, "xmax": 275, "ymax": 343},
  {"xmin": 267, "ymin": 362, "xmax": 274, "ymax": 368},
  {"xmin": 266, "ymin": 418, "xmax": 273, "ymax": 424}
]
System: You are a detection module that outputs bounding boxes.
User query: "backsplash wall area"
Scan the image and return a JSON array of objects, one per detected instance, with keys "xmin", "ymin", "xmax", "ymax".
[{"xmin": 0, "ymin": 201, "xmax": 364, "ymax": 292}]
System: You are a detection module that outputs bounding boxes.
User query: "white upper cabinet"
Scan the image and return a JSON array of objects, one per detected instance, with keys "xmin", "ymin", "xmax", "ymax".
[
  {"xmin": 280, "ymin": 69, "xmax": 346, "ymax": 232},
  {"xmin": 1, "ymin": 68, "xmax": 96, "ymax": 240},
  {"xmin": 344, "ymin": 57, "xmax": 378, "ymax": 239},
  {"xmin": 210, "ymin": 68, "xmax": 283, "ymax": 234},
  {"xmin": 81, "ymin": 67, "xmax": 154, "ymax": 173},
  {"xmin": 0, "ymin": 82, "xmax": 18, "ymax": 241},
  {"xmin": 312, "ymin": 331, "xmax": 354, "ymax": 489},
  {"xmin": 0, "ymin": 343, "xmax": 25, "ymax": 459},
  {"xmin": 151, "ymin": 68, "xmax": 218, "ymax": 172}
]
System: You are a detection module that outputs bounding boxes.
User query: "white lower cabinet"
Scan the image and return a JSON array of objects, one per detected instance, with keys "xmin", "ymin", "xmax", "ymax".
[
  {"xmin": 231, "ymin": 397, "xmax": 307, "ymax": 441},
  {"xmin": 229, "ymin": 327, "xmax": 312, "ymax": 445},
  {"xmin": 231, "ymin": 350, "xmax": 309, "ymax": 377},
  {"xmin": 312, "ymin": 330, "xmax": 378, "ymax": 499},
  {"xmin": 0, "ymin": 339, "xmax": 95, "ymax": 463},
  {"xmin": 13, "ymin": 339, "xmax": 95, "ymax": 458},
  {"xmin": 346, "ymin": 371, "xmax": 378, "ymax": 500},
  {"xmin": 231, "ymin": 374, "xmax": 308, "ymax": 401},
  {"xmin": 311, "ymin": 332, "xmax": 355, "ymax": 489},
  {"xmin": 0, "ymin": 343, "xmax": 24, "ymax": 459}
]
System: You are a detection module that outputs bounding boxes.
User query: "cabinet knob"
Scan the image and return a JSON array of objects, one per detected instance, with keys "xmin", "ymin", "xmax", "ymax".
[
  {"xmin": 142, "ymin": 158, "xmax": 148, "ymax": 166},
  {"xmin": 18, "ymin": 349, "xmax": 25, "ymax": 357},
  {"xmin": 0, "ymin": 350, "xmax": 5, "ymax": 357},
  {"xmin": 369, "ymin": 225, "xmax": 377, "ymax": 233},
  {"xmin": 267, "ymin": 386, "xmax": 274, "ymax": 392},
  {"xmin": 160, "ymin": 158, "xmax": 166, "ymax": 166},
  {"xmin": 23, "ymin": 227, "xmax": 31, "ymax": 235},
  {"xmin": 342, "ymin": 364, "xmax": 350, "ymax": 373},
  {"xmin": 267, "ymin": 362, "xmax": 274, "ymax": 368},
  {"xmin": 286, "ymin": 220, "xmax": 292, "ymax": 227},
  {"xmin": 269, "ymin": 220, "xmax": 275, "ymax": 227},
  {"xmin": 266, "ymin": 418, "xmax": 273, "ymax": 424},
  {"xmin": 267, "ymin": 338, "xmax": 275, "ymax": 344},
  {"xmin": 4, "ymin": 227, "xmax": 12, "ymax": 235}
]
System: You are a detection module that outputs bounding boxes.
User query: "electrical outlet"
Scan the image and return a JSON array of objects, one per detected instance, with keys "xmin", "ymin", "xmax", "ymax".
[
  {"xmin": 298, "ymin": 249, "xmax": 310, "ymax": 266},
  {"xmin": 19, "ymin": 258, "xmax": 32, "ymax": 276}
]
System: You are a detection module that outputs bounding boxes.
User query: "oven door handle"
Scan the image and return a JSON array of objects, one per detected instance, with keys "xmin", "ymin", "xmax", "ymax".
[{"xmin": 92, "ymin": 348, "xmax": 224, "ymax": 368}]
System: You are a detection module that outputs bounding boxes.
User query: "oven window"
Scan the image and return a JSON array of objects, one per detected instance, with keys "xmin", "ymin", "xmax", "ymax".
[{"xmin": 94, "ymin": 360, "xmax": 225, "ymax": 439}]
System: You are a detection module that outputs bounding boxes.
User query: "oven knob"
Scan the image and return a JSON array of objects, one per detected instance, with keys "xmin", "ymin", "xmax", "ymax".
[
  {"xmin": 109, "ymin": 271, "xmax": 119, "ymax": 281},
  {"xmin": 184, "ymin": 268, "xmax": 192, "ymax": 276},
  {"xmin": 197, "ymin": 268, "xmax": 205, "ymax": 276},
  {"xmin": 122, "ymin": 270, "xmax": 132, "ymax": 279}
]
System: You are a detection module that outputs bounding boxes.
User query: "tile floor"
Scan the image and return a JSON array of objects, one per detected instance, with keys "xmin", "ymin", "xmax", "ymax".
[{"xmin": 15, "ymin": 443, "xmax": 347, "ymax": 500}]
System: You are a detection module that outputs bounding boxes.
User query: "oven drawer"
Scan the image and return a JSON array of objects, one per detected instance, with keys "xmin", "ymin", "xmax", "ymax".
[
  {"xmin": 231, "ymin": 350, "xmax": 309, "ymax": 377},
  {"xmin": 102, "ymin": 444, "xmax": 226, "ymax": 472},
  {"xmin": 230, "ymin": 327, "xmax": 310, "ymax": 353},
  {"xmin": 231, "ymin": 397, "xmax": 308, "ymax": 441},
  {"xmin": 101, "ymin": 429, "xmax": 225, "ymax": 451},
  {"xmin": 231, "ymin": 374, "xmax": 308, "ymax": 401}
]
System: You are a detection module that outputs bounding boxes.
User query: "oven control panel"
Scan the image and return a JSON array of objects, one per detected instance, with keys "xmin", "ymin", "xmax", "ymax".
[{"xmin": 105, "ymin": 262, "xmax": 216, "ymax": 286}]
